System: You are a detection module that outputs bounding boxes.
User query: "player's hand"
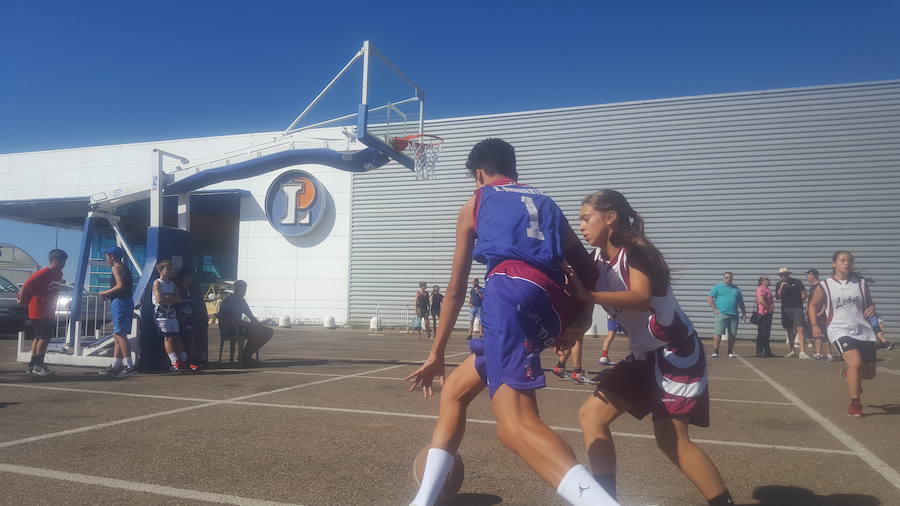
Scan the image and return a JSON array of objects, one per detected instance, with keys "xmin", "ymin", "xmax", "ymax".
[
  {"xmin": 405, "ymin": 354, "xmax": 445, "ymax": 399},
  {"xmin": 562, "ymin": 263, "xmax": 592, "ymax": 302},
  {"xmin": 864, "ymin": 305, "xmax": 876, "ymax": 318}
]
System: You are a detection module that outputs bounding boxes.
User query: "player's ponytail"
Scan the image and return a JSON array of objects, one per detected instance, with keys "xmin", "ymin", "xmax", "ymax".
[{"xmin": 582, "ymin": 190, "xmax": 671, "ymax": 288}]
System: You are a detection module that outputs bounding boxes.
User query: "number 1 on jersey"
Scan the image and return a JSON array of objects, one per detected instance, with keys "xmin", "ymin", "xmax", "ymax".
[{"xmin": 521, "ymin": 196, "xmax": 545, "ymax": 240}]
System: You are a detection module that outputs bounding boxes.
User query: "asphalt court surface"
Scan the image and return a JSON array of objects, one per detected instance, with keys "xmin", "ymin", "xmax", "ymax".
[{"xmin": 1, "ymin": 328, "xmax": 899, "ymax": 505}]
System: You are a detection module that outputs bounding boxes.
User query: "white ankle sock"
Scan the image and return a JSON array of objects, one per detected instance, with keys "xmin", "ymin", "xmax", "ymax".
[
  {"xmin": 168, "ymin": 353, "xmax": 178, "ymax": 365},
  {"xmin": 124, "ymin": 356, "xmax": 133, "ymax": 368},
  {"xmin": 557, "ymin": 464, "xmax": 619, "ymax": 505},
  {"xmin": 410, "ymin": 448, "xmax": 455, "ymax": 506}
]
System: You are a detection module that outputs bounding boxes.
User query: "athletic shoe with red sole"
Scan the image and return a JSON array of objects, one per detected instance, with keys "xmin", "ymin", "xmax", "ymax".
[
  {"xmin": 847, "ymin": 400, "xmax": 863, "ymax": 418},
  {"xmin": 551, "ymin": 367, "xmax": 568, "ymax": 380}
]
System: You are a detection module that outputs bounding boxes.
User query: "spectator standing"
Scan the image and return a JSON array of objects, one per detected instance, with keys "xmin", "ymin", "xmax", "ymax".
[
  {"xmin": 218, "ymin": 280, "xmax": 274, "ymax": 366},
  {"xmin": 18, "ymin": 249, "xmax": 68, "ymax": 376},
  {"xmin": 414, "ymin": 281, "xmax": 431, "ymax": 339},
  {"xmin": 806, "ymin": 269, "xmax": 832, "ymax": 360},
  {"xmin": 97, "ymin": 247, "xmax": 136, "ymax": 377},
  {"xmin": 175, "ymin": 268, "xmax": 201, "ymax": 369},
  {"xmin": 429, "ymin": 285, "xmax": 443, "ymax": 339},
  {"xmin": 707, "ymin": 271, "xmax": 746, "ymax": 358},
  {"xmin": 466, "ymin": 278, "xmax": 484, "ymax": 340},
  {"xmin": 754, "ymin": 276, "xmax": 775, "ymax": 357},
  {"xmin": 776, "ymin": 267, "xmax": 809, "ymax": 358}
]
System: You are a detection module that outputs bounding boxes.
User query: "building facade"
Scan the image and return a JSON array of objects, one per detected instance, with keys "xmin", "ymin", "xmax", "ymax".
[{"xmin": 2, "ymin": 80, "xmax": 899, "ymax": 334}]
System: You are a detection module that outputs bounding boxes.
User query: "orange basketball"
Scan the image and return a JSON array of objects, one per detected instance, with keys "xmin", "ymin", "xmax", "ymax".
[{"xmin": 413, "ymin": 446, "xmax": 465, "ymax": 499}]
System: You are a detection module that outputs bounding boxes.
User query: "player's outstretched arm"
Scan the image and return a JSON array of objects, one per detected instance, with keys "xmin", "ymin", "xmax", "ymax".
[
  {"xmin": 406, "ymin": 196, "xmax": 476, "ymax": 398},
  {"xmin": 561, "ymin": 224, "xmax": 597, "ymax": 333},
  {"xmin": 565, "ymin": 263, "xmax": 653, "ymax": 312}
]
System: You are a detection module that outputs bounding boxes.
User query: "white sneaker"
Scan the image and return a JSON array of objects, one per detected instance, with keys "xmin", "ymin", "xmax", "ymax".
[
  {"xmin": 598, "ymin": 356, "xmax": 615, "ymax": 366},
  {"xmin": 807, "ymin": 342, "xmax": 814, "ymax": 348},
  {"xmin": 798, "ymin": 351, "xmax": 811, "ymax": 359},
  {"xmin": 728, "ymin": 353, "xmax": 736, "ymax": 358},
  {"xmin": 813, "ymin": 354, "xmax": 823, "ymax": 360},
  {"xmin": 711, "ymin": 352, "xmax": 719, "ymax": 358},
  {"xmin": 784, "ymin": 351, "xmax": 797, "ymax": 358},
  {"xmin": 32, "ymin": 364, "xmax": 54, "ymax": 377},
  {"xmin": 826, "ymin": 354, "xmax": 835, "ymax": 361}
]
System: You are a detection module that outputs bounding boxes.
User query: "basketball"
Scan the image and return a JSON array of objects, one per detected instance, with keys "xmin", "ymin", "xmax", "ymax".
[{"xmin": 413, "ymin": 447, "xmax": 465, "ymax": 499}]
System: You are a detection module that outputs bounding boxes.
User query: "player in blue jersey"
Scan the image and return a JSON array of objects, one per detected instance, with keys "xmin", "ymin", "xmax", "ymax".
[{"xmin": 406, "ymin": 139, "xmax": 617, "ymax": 506}]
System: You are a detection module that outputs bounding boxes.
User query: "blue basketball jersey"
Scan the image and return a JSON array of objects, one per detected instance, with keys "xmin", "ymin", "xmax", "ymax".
[{"xmin": 472, "ymin": 180, "xmax": 567, "ymax": 283}]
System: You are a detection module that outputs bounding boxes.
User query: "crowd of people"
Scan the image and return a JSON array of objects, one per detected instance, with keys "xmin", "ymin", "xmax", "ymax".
[{"xmin": 16, "ymin": 247, "xmax": 271, "ymax": 376}]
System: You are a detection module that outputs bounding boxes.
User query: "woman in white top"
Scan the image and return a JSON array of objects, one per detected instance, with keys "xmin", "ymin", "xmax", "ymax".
[
  {"xmin": 807, "ymin": 250, "xmax": 878, "ymax": 417},
  {"xmin": 566, "ymin": 190, "xmax": 733, "ymax": 506}
]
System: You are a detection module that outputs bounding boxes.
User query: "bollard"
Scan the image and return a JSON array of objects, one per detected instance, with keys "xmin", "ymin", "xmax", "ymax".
[
  {"xmin": 279, "ymin": 315, "xmax": 292, "ymax": 328},
  {"xmin": 324, "ymin": 316, "xmax": 336, "ymax": 329},
  {"xmin": 473, "ymin": 316, "xmax": 482, "ymax": 334},
  {"xmin": 369, "ymin": 316, "xmax": 381, "ymax": 331}
]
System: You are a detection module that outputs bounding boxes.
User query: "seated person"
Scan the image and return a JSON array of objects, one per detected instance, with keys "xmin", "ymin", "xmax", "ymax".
[{"xmin": 217, "ymin": 280, "xmax": 273, "ymax": 365}]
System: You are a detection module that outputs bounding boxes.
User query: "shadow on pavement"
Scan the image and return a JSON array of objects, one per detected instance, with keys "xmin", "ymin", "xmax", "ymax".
[
  {"xmin": 439, "ymin": 493, "xmax": 502, "ymax": 506},
  {"xmin": 866, "ymin": 403, "xmax": 900, "ymax": 416},
  {"xmin": 0, "ymin": 402, "xmax": 20, "ymax": 408},
  {"xmin": 747, "ymin": 485, "xmax": 880, "ymax": 505}
]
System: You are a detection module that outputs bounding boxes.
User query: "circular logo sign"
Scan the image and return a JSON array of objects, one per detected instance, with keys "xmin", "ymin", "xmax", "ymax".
[{"xmin": 265, "ymin": 170, "xmax": 327, "ymax": 237}]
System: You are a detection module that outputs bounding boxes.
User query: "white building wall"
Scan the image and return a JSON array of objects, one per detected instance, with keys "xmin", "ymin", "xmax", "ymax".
[{"xmin": 0, "ymin": 129, "xmax": 355, "ymax": 324}]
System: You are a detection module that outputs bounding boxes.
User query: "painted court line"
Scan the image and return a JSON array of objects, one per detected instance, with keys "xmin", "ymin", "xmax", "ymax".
[
  {"xmin": 738, "ymin": 356, "xmax": 900, "ymax": 492},
  {"xmin": 876, "ymin": 365, "xmax": 900, "ymax": 377},
  {"xmin": 0, "ymin": 463, "xmax": 300, "ymax": 506},
  {"xmin": 0, "ymin": 382, "xmax": 849, "ymax": 456}
]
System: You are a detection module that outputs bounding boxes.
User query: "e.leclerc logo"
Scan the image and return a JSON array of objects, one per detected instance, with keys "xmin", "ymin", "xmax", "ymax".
[{"xmin": 265, "ymin": 170, "xmax": 326, "ymax": 237}]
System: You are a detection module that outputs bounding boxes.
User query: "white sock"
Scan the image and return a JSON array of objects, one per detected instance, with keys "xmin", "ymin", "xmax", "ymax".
[
  {"xmin": 178, "ymin": 352, "xmax": 188, "ymax": 362},
  {"xmin": 410, "ymin": 448, "xmax": 455, "ymax": 506},
  {"xmin": 168, "ymin": 353, "xmax": 178, "ymax": 365},
  {"xmin": 112, "ymin": 357, "xmax": 123, "ymax": 368},
  {"xmin": 124, "ymin": 356, "xmax": 133, "ymax": 368},
  {"xmin": 557, "ymin": 464, "xmax": 619, "ymax": 506}
]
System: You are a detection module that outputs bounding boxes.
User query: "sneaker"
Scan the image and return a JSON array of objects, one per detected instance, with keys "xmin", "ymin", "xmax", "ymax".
[
  {"xmin": 727, "ymin": 353, "xmax": 736, "ymax": 358},
  {"xmin": 798, "ymin": 351, "xmax": 811, "ymax": 359},
  {"xmin": 32, "ymin": 364, "xmax": 54, "ymax": 377},
  {"xmin": 169, "ymin": 363, "xmax": 184, "ymax": 373},
  {"xmin": 98, "ymin": 365, "xmax": 122, "ymax": 376},
  {"xmin": 807, "ymin": 342, "xmax": 814, "ymax": 349},
  {"xmin": 551, "ymin": 366, "xmax": 568, "ymax": 379},
  {"xmin": 812, "ymin": 353, "xmax": 823, "ymax": 360},
  {"xmin": 570, "ymin": 371, "xmax": 598, "ymax": 385},
  {"xmin": 711, "ymin": 352, "xmax": 719, "ymax": 358},
  {"xmin": 598, "ymin": 356, "xmax": 615, "ymax": 366},
  {"xmin": 888, "ymin": 342, "xmax": 895, "ymax": 351},
  {"xmin": 784, "ymin": 351, "xmax": 797, "ymax": 358},
  {"xmin": 25, "ymin": 364, "xmax": 33, "ymax": 375},
  {"xmin": 176, "ymin": 360, "xmax": 191, "ymax": 371},
  {"xmin": 826, "ymin": 354, "xmax": 835, "ymax": 361},
  {"xmin": 847, "ymin": 400, "xmax": 863, "ymax": 418},
  {"xmin": 189, "ymin": 363, "xmax": 202, "ymax": 371},
  {"xmin": 115, "ymin": 366, "xmax": 137, "ymax": 378},
  {"xmin": 464, "ymin": 335, "xmax": 473, "ymax": 340}
]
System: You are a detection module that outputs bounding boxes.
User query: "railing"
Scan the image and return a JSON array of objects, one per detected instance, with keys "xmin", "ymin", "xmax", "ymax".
[
  {"xmin": 374, "ymin": 304, "xmax": 411, "ymax": 333},
  {"xmin": 54, "ymin": 293, "xmax": 111, "ymax": 342}
]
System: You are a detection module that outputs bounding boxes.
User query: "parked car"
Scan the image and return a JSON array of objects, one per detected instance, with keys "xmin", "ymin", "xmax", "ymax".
[{"xmin": 0, "ymin": 274, "xmax": 27, "ymax": 333}]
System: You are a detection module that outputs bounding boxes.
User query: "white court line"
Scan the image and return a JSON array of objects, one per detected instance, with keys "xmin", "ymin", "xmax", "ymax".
[
  {"xmin": 0, "ymin": 463, "xmax": 300, "ymax": 506},
  {"xmin": 0, "ymin": 381, "xmax": 847, "ymax": 456},
  {"xmin": 876, "ymin": 366, "xmax": 900, "ymax": 377},
  {"xmin": 737, "ymin": 356, "xmax": 900, "ymax": 492},
  {"xmin": 259, "ymin": 371, "xmax": 795, "ymax": 406},
  {"xmin": 707, "ymin": 376, "xmax": 764, "ymax": 382}
]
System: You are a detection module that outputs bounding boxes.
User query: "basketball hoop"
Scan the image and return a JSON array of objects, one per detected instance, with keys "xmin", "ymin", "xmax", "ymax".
[{"xmin": 392, "ymin": 134, "xmax": 443, "ymax": 180}]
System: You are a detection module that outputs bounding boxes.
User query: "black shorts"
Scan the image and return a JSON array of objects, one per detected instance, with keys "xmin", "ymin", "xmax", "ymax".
[
  {"xmin": 832, "ymin": 336, "xmax": 877, "ymax": 363},
  {"xmin": 29, "ymin": 319, "xmax": 55, "ymax": 340},
  {"xmin": 781, "ymin": 307, "xmax": 805, "ymax": 330}
]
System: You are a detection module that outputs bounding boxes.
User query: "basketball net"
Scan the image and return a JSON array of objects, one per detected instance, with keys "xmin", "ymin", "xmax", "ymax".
[{"xmin": 392, "ymin": 134, "xmax": 443, "ymax": 180}]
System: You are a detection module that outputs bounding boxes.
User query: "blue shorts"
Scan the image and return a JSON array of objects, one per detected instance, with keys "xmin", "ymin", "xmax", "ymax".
[
  {"xmin": 471, "ymin": 261, "xmax": 569, "ymax": 397},
  {"xmin": 470, "ymin": 305, "xmax": 483, "ymax": 322},
  {"xmin": 607, "ymin": 319, "xmax": 625, "ymax": 333},
  {"xmin": 110, "ymin": 298, "xmax": 134, "ymax": 335}
]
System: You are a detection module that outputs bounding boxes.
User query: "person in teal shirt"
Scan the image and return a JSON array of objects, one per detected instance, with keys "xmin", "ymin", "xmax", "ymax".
[{"xmin": 707, "ymin": 271, "xmax": 746, "ymax": 358}]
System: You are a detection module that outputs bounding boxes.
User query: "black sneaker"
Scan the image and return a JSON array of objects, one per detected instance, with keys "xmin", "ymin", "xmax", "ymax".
[
  {"xmin": 115, "ymin": 367, "xmax": 137, "ymax": 378},
  {"xmin": 98, "ymin": 365, "xmax": 122, "ymax": 376}
]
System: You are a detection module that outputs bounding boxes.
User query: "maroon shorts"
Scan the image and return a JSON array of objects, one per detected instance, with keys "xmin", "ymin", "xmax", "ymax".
[{"xmin": 598, "ymin": 332, "xmax": 710, "ymax": 427}]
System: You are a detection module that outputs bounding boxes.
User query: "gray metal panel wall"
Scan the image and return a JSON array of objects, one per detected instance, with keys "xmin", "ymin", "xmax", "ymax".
[{"xmin": 349, "ymin": 81, "xmax": 900, "ymax": 337}]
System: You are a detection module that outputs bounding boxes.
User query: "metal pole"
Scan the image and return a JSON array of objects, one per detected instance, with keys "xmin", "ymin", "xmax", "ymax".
[
  {"xmin": 361, "ymin": 41, "xmax": 370, "ymax": 106},
  {"xmin": 150, "ymin": 150, "xmax": 163, "ymax": 228},
  {"xmin": 283, "ymin": 49, "xmax": 364, "ymax": 135}
]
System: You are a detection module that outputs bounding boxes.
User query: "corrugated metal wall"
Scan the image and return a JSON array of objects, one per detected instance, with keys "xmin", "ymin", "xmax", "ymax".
[{"xmin": 349, "ymin": 81, "xmax": 900, "ymax": 337}]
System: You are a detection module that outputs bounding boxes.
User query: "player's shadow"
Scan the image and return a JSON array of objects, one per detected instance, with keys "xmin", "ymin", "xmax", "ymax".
[
  {"xmin": 746, "ymin": 485, "xmax": 880, "ymax": 505},
  {"xmin": 438, "ymin": 493, "xmax": 502, "ymax": 506},
  {"xmin": 0, "ymin": 402, "xmax": 20, "ymax": 408},
  {"xmin": 866, "ymin": 403, "xmax": 900, "ymax": 416}
]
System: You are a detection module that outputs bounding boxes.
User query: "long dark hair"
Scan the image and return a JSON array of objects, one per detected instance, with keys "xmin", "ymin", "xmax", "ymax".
[{"xmin": 582, "ymin": 190, "xmax": 671, "ymax": 289}]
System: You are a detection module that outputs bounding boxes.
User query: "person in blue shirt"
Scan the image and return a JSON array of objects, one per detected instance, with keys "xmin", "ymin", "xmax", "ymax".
[
  {"xmin": 707, "ymin": 272, "xmax": 746, "ymax": 358},
  {"xmin": 405, "ymin": 138, "xmax": 616, "ymax": 506}
]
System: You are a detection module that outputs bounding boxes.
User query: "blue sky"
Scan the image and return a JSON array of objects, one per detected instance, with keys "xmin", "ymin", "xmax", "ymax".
[{"xmin": 2, "ymin": 0, "xmax": 899, "ymax": 276}]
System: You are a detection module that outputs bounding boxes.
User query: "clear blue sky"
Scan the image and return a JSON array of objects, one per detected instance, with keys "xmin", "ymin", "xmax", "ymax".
[
  {"xmin": 2, "ymin": 0, "xmax": 899, "ymax": 276},
  {"xmin": 2, "ymin": 0, "xmax": 898, "ymax": 154}
]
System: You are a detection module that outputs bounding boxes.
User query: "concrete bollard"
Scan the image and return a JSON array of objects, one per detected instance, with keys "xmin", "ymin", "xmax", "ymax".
[
  {"xmin": 279, "ymin": 315, "xmax": 292, "ymax": 328},
  {"xmin": 584, "ymin": 323, "xmax": 599, "ymax": 337},
  {"xmin": 369, "ymin": 316, "xmax": 381, "ymax": 331},
  {"xmin": 473, "ymin": 316, "xmax": 482, "ymax": 334},
  {"xmin": 324, "ymin": 316, "xmax": 336, "ymax": 329}
]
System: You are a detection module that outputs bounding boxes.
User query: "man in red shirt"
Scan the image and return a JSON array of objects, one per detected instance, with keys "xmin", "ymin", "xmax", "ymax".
[{"xmin": 18, "ymin": 249, "xmax": 68, "ymax": 376}]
